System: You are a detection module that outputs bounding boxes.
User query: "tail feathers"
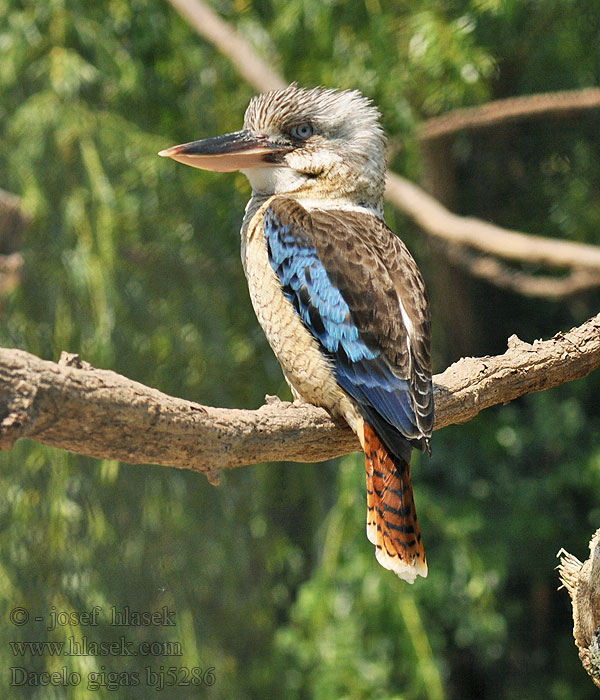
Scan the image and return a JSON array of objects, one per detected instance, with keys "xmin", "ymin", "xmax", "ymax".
[{"xmin": 363, "ymin": 422, "xmax": 427, "ymax": 583}]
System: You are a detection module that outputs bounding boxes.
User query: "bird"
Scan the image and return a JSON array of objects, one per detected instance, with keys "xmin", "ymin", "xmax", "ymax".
[{"xmin": 159, "ymin": 84, "xmax": 434, "ymax": 583}]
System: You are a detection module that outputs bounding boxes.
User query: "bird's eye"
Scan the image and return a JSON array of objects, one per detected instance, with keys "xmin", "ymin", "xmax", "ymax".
[{"xmin": 290, "ymin": 123, "xmax": 315, "ymax": 140}]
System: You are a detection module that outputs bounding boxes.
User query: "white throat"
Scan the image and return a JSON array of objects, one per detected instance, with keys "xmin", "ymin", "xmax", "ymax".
[
  {"xmin": 240, "ymin": 166, "xmax": 309, "ymax": 197},
  {"xmin": 241, "ymin": 166, "xmax": 383, "ymax": 219}
]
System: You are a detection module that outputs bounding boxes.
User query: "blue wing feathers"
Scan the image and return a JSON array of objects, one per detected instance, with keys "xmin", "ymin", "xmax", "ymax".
[{"xmin": 265, "ymin": 205, "xmax": 421, "ymax": 453}]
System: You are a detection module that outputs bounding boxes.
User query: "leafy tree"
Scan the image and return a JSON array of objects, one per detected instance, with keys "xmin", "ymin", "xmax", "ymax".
[{"xmin": 0, "ymin": 1, "xmax": 599, "ymax": 698}]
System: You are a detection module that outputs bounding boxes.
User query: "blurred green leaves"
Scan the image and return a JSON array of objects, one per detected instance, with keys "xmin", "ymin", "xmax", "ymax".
[{"xmin": 0, "ymin": 1, "xmax": 600, "ymax": 698}]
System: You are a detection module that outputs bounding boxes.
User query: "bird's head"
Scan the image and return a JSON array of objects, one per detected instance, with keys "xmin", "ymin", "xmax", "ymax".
[{"xmin": 159, "ymin": 84, "xmax": 387, "ymax": 215}]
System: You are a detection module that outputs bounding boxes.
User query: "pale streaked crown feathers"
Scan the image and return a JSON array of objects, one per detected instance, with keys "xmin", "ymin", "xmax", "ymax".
[{"xmin": 242, "ymin": 84, "xmax": 388, "ymax": 215}]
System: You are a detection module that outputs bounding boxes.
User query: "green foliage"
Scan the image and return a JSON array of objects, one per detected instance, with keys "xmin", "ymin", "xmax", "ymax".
[{"xmin": 1, "ymin": 1, "xmax": 599, "ymax": 698}]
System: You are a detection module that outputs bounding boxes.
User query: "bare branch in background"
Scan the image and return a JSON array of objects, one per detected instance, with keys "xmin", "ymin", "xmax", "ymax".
[
  {"xmin": 418, "ymin": 87, "xmax": 600, "ymax": 141},
  {"xmin": 168, "ymin": 0, "xmax": 286, "ymax": 92},
  {"xmin": 385, "ymin": 172, "xmax": 600, "ymax": 272},
  {"xmin": 440, "ymin": 242, "xmax": 600, "ymax": 299}
]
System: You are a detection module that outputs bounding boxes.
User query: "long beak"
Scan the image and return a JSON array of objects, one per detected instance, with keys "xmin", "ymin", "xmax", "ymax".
[{"xmin": 158, "ymin": 129, "xmax": 292, "ymax": 172}]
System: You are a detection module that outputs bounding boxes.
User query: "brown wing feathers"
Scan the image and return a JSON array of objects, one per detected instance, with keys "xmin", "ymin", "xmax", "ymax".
[{"xmin": 302, "ymin": 204, "xmax": 434, "ymax": 442}]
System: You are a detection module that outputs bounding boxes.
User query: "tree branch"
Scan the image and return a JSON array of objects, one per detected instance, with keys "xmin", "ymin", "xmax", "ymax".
[
  {"xmin": 385, "ymin": 172, "xmax": 600, "ymax": 272},
  {"xmin": 418, "ymin": 87, "xmax": 600, "ymax": 141},
  {"xmin": 440, "ymin": 242, "xmax": 600, "ymax": 299},
  {"xmin": 558, "ymin": 529, "xmax": 600, "ymax": 689},
  {"xmin": 1, "ymin": 314, "xmax": 598, "ymax": 479},
  {"xmin": 168, "ymin": 0, "xmax": 286, "ymax": 93}
]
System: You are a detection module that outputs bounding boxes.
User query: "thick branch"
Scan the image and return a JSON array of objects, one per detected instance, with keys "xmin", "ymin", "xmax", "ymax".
[{"xmin": 1, "ymin": 314, "xmax": 598, "ymax": 478}]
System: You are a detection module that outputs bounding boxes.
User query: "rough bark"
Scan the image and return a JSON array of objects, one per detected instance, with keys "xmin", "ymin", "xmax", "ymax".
[
  {"xmin": 1, "ymin": 314, "xmax": 598, "ymax": 481},
  {"xmin": 558, "ymin": 530, "xmax": 600, "ymax": 688}
]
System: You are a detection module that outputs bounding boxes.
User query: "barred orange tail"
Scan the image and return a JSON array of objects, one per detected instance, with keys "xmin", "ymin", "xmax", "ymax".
[{"xmin": 363, "ymin": 422, "xmax": 427, "ymax": 583}]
